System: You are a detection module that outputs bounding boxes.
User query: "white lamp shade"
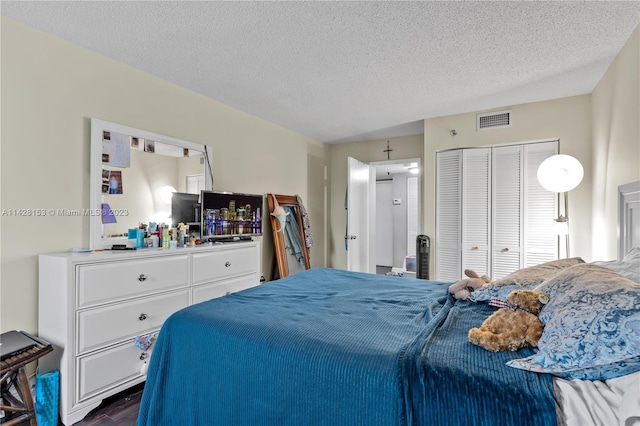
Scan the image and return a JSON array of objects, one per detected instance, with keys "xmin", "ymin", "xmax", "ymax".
[{"xmin": 537, "ymin": 154, "xmax": 584, "ymax": 193}]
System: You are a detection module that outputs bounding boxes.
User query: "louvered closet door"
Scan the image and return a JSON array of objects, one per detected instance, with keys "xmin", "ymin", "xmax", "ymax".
[
  {"xmin": 462, "ymin": 148, "xmax": 491, "ymax": 276},
  {"xmin": 492, "ymin": 145, "xmax": 522, "ymax": 279},
  {"xmin": 435, "ymin": 150, "xmax": 462, "ymax": 282},
  {"xmin": 523, "ymin": 141, "xmax": 558, "ymax": 266}
]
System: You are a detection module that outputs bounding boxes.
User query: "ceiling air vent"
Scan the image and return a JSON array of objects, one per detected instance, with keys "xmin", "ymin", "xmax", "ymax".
[{"xmin": 477, "ymin": 110, "xmax": 512, "ymax": 131}]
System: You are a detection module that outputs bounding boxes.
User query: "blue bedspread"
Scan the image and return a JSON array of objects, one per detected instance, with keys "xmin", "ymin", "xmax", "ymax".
[{"xmin": 137, "ymin": 268, "xmax": 556, "ymax": 426}]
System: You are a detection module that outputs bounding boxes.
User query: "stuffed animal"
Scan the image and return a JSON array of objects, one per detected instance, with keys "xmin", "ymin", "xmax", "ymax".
[
  {"xmin": 468, "ymin": 289, "xmax": 549, "ymax": 352},
  {"xmin": 448, "ymin": 269, "xmax": 491, "ymax": 300}
]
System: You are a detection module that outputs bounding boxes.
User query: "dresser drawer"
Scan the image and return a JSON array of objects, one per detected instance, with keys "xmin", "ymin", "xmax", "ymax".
[
  {"xmin": 192, "ymin": 246, "xmax": 258, "ymax": 285},
  {"xmin": 77, "ymin": 290, "xmax": 189, "ymax": 354},
  {"xmin": 77, "ymin": 341, "xmax": 150, "ymax": 403},
  {"xmin": 192, "ymin": 274, "xmax": 258, "ymax": 304},
  {"xmin": 76, "ymin": 255, "xmax": 189, "ymax": 308}
]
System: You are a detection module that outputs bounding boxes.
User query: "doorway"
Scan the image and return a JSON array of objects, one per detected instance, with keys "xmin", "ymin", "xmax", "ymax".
[{"xmin": 347, "ymin": 157, "xmax": 421, "ymax": 275}]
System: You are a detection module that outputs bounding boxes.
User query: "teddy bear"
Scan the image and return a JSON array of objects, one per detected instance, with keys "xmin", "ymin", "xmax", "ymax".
[
  {"xmin": 448, "ymin": 269, "xmax": 491, "ymax": 300},
  {"xmin": 468, "ymin": 289, "xmax": 549, "ymax": 352}
]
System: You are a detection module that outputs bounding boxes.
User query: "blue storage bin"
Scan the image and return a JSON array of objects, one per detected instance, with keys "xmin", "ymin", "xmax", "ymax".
[{"xmin": 35, "ymin": 369, "xmax": 59, "ymax": 426}]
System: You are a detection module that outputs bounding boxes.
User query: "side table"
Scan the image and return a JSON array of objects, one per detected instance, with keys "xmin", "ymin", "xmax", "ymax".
[{"xmin": 1, "ymin": 332, "xmax": 53, "ymax": 426}]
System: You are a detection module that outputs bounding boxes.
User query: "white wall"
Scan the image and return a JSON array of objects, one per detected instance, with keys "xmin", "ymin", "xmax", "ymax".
[
  {"xmin": 375, "ymin": 181, "xmax": 393, "ymax": 266},
  {"xmin": 591, "ymin": 24, "xmax": 640, "ymax": 260},
  {"xmin": 375, "ymin": 173, "xmax": 415, "ymax": 269},
  {"xmin": 0, "ymin": 17, "xmax": 329, "ymax": 334}
]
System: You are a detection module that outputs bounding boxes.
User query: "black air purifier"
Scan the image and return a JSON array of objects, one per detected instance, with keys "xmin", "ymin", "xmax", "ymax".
[{"xmin": 416, "ymin": 235, "xmax": 430, "ymax": 280}]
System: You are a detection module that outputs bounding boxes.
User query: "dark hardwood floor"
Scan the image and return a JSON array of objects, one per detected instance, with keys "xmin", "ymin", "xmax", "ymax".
[{"xmin": 70, "ymin": 383, "xmax": 144, "ymax": 426}]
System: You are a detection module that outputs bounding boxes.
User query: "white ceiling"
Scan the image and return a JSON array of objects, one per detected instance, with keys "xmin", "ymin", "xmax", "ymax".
[{"xmin": 2, "ymin": 1, "xmax": 639, "ymax": 144}]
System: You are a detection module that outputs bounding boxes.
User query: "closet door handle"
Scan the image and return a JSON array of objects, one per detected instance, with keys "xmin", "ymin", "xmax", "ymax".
[
  {"xmin": 472, "ymin": 246, "xmax": 479, "ymax": 250},
  {"xmin": 139, "ymin": 313, "xmax": 148, "ymax": 321},
  {"xmin": 138, "ymin": 274, "xmax": 148, "ymax": 282},
  {"xmin": 225, "ymin": 261, "xmax": 231, "ymax": 267},
  {"xmin": 503, "ymin": 247, "xmax": 510, "ymax": 252}
]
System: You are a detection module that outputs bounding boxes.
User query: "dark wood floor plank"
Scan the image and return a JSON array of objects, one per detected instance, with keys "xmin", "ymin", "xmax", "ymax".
[{"xmin": 73, "ymin": 383, "xmax": 143, "ymax": 426}]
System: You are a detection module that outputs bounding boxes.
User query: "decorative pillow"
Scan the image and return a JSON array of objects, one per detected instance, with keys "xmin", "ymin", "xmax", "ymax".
[
  {"xmin": 592, "ymin": 247, "xmax": 640, "ymax": 284},
  {"xmin": 470, "ymin": 257, "xmax": 584, "ymax": 302},
  {"xmin": 507, "ymin": 263, "xmax": 640, "ymax": 380}
]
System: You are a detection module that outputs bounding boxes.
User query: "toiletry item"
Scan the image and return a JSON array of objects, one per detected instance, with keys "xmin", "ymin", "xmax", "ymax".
[
  {"xmin": 162, "ymin": 227, "xmax": 169, "ymax": 248},
  {"xmin": 127, "ymin": 228, "xmax": 137, "ymax": 248},
  {"xmin": 150, "ymin": 233, "xmax": 159, "ymax": 248},
  {"xmin": 136, "ymin": 228, "xmax": 144, "ymax": 248}
]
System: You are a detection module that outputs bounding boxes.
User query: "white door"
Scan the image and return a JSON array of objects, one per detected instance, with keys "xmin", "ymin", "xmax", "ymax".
[
  {"xmin": 523, "ymin": 142, "xmax": 558, "ymax": 266},
  {"xmin": 347, "ymin": 157, "xmax": 373, "ymax": 273},
  {"xmin": 435, "ymin": 150, "xmax": 462, "ymax": 281},
  {"xmin": 186, "ymin": 174, "xmax": 205, "ymax": 194},
  {"xmin": 462, "ymin": 148, "xmax": 491, "ymax": 276},
  {"xmin": 492, "ymin": 145, "xmax": 523, "ymax": 279}
]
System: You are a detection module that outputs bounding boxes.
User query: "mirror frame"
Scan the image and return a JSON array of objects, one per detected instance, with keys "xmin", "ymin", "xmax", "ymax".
[
  {"xmin": 90, "ymin": 118, "xmax": 212, "ymax": 249},
  {"xmin": 267, "ymin": 193, "xmax": 311, "ymax": 279}
]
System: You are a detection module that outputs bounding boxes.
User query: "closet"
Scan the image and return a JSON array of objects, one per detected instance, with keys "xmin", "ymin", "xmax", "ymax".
[{"xmin": 435, "ymin": 140, "xmax": 558, "ymax": 282}]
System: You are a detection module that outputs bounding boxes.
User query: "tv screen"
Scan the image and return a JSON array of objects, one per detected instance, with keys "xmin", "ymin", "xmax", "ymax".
[
  {"xmin": 201, "ymin": 191, "xmax": 263, "ymax": 240},
  {"xmin": 171, "ymin": 192, "xmax": 201, "ymax": 230}
]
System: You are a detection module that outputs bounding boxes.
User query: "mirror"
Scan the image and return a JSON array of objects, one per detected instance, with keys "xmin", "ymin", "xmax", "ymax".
[
  {"xmin": 267, "ymin": 193, "xmax": 311, "ymax": 279},
  {"xmin": 90, "ymin": 119, "xmax": 212, "ymax": 249}
]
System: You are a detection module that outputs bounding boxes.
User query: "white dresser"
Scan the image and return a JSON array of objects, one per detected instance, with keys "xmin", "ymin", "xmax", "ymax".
[{"xmin": 38, "ymin": 241, "xmax": 260, "ymax": 425}]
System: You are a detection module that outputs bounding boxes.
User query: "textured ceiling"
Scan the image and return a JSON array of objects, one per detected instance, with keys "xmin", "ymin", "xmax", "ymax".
[{"xmin": 2, "ymin": 1, "xmax": 639, "ymax": 144}]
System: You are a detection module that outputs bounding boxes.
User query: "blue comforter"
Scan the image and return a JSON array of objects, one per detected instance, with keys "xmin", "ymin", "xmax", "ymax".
[{"xmin": 137, "ymin": 268, "xmax": 556, "ymax": 426}]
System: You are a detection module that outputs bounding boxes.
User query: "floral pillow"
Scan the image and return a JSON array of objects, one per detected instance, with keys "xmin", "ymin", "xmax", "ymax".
[
  {"xmin": 507, "ymin": 263, "xmax": 640, "ymax": 380},
  {"xmin": 469, "ymin": 257, "xmax": 584, "ymax": 302}
]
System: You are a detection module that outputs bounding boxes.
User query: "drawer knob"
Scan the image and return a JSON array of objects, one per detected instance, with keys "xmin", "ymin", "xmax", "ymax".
[
  {"xmin": 139, "ymin": 353, "xmax": 148, "ymax": 361},
  {"xmin": 138, "ymin": 274, "xmax": 148, "ymax": 282},
  {"xmin": 225, "ymin": 261, "xmax": 231, "ymax": 267},
  {"xmin": 138, "ymin": 313, "xmax": 148, "ymax": 321}
]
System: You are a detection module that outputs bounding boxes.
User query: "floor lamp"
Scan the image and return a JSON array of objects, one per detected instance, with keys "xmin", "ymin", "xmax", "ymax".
[{"xmin": 537, "ymin": 154, "xmax": 584, "ymax": 258}]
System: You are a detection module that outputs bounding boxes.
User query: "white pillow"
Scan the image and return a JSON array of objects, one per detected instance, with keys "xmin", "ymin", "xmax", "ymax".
[{"xmin": 592, "ymin": 247, "xmax": 640, "ymax": 284}]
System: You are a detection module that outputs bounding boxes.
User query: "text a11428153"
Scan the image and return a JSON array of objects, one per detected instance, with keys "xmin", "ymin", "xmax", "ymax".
[{"xmin": 0, "ymin": 207, "xmax": 129, "ymax": 217}]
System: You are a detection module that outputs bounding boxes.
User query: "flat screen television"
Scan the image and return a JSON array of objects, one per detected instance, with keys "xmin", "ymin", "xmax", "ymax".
[
  {"xmin": 201, "ymin": 191, "xmax": 263, "ymax": 241},
  {"xmin": 171, "ymin": 192, "xmax": 201, "ymax": 231}
]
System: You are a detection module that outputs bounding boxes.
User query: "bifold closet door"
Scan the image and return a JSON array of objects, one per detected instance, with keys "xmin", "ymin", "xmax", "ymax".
[
  {"xmin": 522, "ymin": 141, "xmax": 558, "ymax": 266},
  {"xmin": 435, "ymin": 150, "xmax": 462, "ymax": 282},
  {"xmin": 462, "ymin": 148, "xmax": 491, "ymax": 277},
  {"xmin": 491, "ymin": 145, "xmax": 523, "ymax": 279},
  {"xmin": 436, "ymin": 140, "xmax": 558, "ymax": 282},
  {"xmin": 491, "ymin": 141, "xmax": 558, "ymax": 278}
]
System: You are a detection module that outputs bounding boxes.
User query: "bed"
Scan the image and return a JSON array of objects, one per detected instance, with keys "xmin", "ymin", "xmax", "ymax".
[
  {"xmin": 137, "ymin": 259, "xmax": 639, "ymax": 425},
  {"xmin": 138, "ymin": 183, "xmax": 640, "ymax": 426}
]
